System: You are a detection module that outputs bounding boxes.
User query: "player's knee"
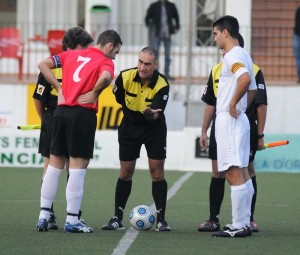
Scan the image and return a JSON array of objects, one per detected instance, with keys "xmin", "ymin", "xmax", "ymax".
[
  {"xmin": 150, "ymin": 169, "xmax": 164, "ymax": 181},
  {"xmin": 212, "ymin": 171, "xmax": 225, "ymax": 178},
  {"xmin": 119, "ymin": 168, "xmax": 134, "ymax": 180}
]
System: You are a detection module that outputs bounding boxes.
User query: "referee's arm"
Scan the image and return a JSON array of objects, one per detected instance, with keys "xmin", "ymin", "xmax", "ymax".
[
  {"xmin": 113, "ymin": 73, "xmax": 125, "ymax": 105},
  {"xmin": 149, "ymin": 85, "xmax": 169, "ymax": 112}
]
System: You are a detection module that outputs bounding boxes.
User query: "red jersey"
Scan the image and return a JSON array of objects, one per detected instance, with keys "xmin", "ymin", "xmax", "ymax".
[{"xmin": 51, "ymin": 47, "xmax": 114, "ymax": 112}]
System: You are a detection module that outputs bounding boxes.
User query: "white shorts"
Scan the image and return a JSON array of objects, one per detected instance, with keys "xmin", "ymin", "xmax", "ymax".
[{"xmin": 215, "ymin": 112, "xmax": 250, "ymax": 171}]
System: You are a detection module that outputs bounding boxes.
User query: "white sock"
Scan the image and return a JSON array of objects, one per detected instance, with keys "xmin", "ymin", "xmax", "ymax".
[
  {"xmin": 231, "ymin": 184, "xmax": 247, "ymax": 229},
  {"xmin": 39, "ymin": 210, "xmax": 51, "ymax": 221},
  {"xmin": 66, "ymin": 168, "xmax": 86, "ymax": 224},
  {"xmin": 245, "ymin": 179, "xmax": 255, "ymax": 226},
  {"xmin": 39, "ymin": 165, "xmax": 62, "ymax": 219}
]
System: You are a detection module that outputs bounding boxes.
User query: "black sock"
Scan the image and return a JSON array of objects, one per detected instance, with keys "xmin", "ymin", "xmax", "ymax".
[
  {"xmin": 209, "ymin": 177, "xmax": 225, "ymax": 222},
  {"xmin": 115, "ymin": 178, "xmax": 132, "ymax": 221},
  {"xmin": 152, "ymin": 179, "xmax": 168, "ymax": 222},
  {"xmin": 251, "ymin": 176, "xmax": 257, "ymax": 222}
]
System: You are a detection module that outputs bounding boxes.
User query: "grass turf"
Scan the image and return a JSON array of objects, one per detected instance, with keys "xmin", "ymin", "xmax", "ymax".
[{"xmin": 0, "ymin": 167, "xmax": 299, "ymax": 255}]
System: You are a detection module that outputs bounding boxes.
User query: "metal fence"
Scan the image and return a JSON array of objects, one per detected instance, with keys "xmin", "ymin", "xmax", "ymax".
[
  {"xmin": 1, "ymin": 20, "xmax": 297, "ymax": 82},
  {"xmin": 1, "ymin": 21, "xmax": 298, "ymax": 129},
  {"xmin": 0, "ymin": 21, "xmax": 220, "ymax": 82}
]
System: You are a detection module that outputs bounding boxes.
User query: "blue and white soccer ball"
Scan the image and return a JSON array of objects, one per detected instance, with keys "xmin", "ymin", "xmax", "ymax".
[{"xmin": 129, "ymin": 205, "xmax": 156, "ymax": 230}]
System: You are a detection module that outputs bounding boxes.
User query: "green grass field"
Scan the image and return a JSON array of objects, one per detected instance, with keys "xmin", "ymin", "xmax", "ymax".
[{"xmin": 0, "ymin": 167, "xmax": 299, "ymax": 255}]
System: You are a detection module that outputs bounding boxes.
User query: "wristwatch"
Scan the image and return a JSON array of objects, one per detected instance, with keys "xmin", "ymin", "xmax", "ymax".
[{"xmin": 257, "ymin": 134, "xmax": 264, "ymax": 139}]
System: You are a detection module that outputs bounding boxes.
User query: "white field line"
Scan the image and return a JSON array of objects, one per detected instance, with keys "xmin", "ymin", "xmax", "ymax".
[{"xmin": 111, "ymin": 172, "xmax": 194, "ymax": 255}]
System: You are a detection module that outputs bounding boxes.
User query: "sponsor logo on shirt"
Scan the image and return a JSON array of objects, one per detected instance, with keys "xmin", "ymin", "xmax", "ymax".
[{"xmin": 37, "ymin": 84, "xmax": 45, "ymax": 95}]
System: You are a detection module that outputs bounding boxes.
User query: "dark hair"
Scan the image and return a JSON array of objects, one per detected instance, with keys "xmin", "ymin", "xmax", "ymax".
[
  {"xmin": 62, "ymin": 26, "xmax": 94, "ymax": 51},
  {"xmin": 238, "ymin": 33, "xmax": 244, "ymax": 48},
  {"xmin": 96, "ymin": 30, "xmax": 123, "ymax": 48},
  {"xmin": 140, "ymin": 46, "xmax": 159, "ymax": 61},
  {"xmin": 213, "ymin": 15, "xmax": 239, "ymax": 39}
]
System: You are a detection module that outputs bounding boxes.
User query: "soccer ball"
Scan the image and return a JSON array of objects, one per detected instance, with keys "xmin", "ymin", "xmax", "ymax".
[{"xmin": 129, "ymin": 205, "xmax": 156, "ymax": 230}]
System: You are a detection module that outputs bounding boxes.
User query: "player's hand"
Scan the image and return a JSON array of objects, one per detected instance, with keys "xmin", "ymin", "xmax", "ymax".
[
  {"xmin": 77, "ymin": 91, "xmax": 98, "ymax": 104},
  {"xmin": 57, "ymin": 88, "xmax": 65, "ymax": 104},
  {"xmin": 257, "ymin": 137, "xmax": 265, "ymax": 151},
  {"xmin": 143, "ymin": 107, "xmax": 162, "ymax": 121},
  {"xmin": 199, "ymin": 133, "xmax": 209, "ymax": 150},
  {"xmin": 229, "ymin": 104, "xmax": 240, "ymax": 118}
]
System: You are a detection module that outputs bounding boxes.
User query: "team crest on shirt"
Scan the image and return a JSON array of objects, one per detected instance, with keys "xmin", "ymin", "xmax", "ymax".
[
  {"xmin": 258, "ymin": 83, "xmax": 265, "ymax": 90},
  {"xmin": 37, "ymin": 84, "xmax": 45, "ymax": 95},
  {"xmin": 163, "ymin": 95, "xmax": 168, "ymax": 100}
]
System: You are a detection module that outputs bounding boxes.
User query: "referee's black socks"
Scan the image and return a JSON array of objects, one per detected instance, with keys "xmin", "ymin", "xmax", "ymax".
[
  {"xmin": 209, "ymin": 177, "xmax": 225, "ymax": 222},
  {"xmin": 115, "ymin": 178, "xmax": 132, "ymax": 221},
  {"xmin": 152, "ymin": 179, "xmax": 168, "ymax": 222},
  {"xmin": 251, "ymin": 175, "xmax": 257, "ymax": 221}
]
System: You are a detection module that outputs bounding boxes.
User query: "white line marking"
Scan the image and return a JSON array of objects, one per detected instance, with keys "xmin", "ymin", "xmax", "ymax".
[{"xmin": 111, "ymin": 172, "xmax": 194, "ymax": 255}]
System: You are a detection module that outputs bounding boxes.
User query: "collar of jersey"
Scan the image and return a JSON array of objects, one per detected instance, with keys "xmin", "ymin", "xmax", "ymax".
[{"xmin": 133, "ymin": 69, "xmax": 159, "ymax": 89}]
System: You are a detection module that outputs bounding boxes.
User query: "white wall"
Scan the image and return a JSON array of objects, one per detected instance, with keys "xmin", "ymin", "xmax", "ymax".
[
  {"xmin": 1, "ymin": 83, "xmax": 300, "ymax": 171},
  {"xmin": 17, "ymin": 0, "xmax": 78, "ymax": 41},
  {"xmin": 263, "ymin": 86, "xmax": 300, "ymax": 134},
  {"xmin": 1, "ymin": 83, "xmax": 300, "ymax": 134},
  {"xmin": 0, "ymin": 128, "xmax": 211, "ymax": 171},
  {"xmin": 2, "ymin": 127, "xmax": 299, "ymax": 172},
  {"xmin": 225, "ymin": 0, "xmax": 252, "ymax": 53}
]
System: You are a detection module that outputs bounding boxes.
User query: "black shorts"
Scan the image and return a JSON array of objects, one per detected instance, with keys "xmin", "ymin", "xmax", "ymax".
[
  {"xmin": 208, "ymin": 119, "xmax": 217, "ymax": 160},
  {"xmin": 50, "ymin": 106, "xmax": 97, "ymax": 159},
  {"xmin": 118, "ymin": 118, "xmax": 167, "ymax": 161},
  {"xmin": 39, "ymin": 109, "xmax": 55, "ymax": 157},
  {"xmin": 249, "ymin": 121, "xmax": 258, "ymax": 162},
  {"xmin": 208, "ymin": 119, "xmax": 258, "ymax": 162}
]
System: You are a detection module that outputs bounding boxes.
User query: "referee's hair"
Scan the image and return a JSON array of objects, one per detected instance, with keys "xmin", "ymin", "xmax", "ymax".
[{"xmin": 140, "ymin": 47, "xmax": 159, "ymax": 61}]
